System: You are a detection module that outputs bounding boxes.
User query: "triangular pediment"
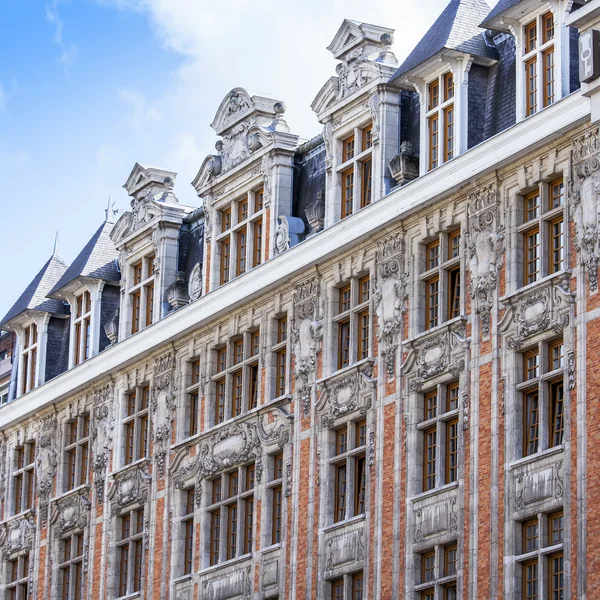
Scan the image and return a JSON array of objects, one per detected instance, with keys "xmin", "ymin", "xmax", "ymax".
[
  {"xmin": 123, "ymin": 163, "xmax": 150, "ymax": 196},
  {"xmin": 327, "ymin": 19, "xmax": 395, "ymax": 61}
]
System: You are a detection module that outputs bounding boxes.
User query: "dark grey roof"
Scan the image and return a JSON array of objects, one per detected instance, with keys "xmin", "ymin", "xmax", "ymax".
[
  {"xmin": 49, "ymin": 221, "xmax": 120, "ymax": 296},
  {"xmin": 390, "ymin": 0, "xmax": 498, "ymax": 82},
  {"xmin": 480, "ymin": 0, "xmax": 521, "ymax": 28},
  {"xmin": 0, "ymin": 255, "xmax": 68, "ymax": 327}
]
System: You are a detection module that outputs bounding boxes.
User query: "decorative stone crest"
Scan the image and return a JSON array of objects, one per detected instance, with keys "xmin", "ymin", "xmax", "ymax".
[
  {"xmin": 325, "ymin": 527, "xmax": 364, "ymax": 572},
  {"xmin": 37, "ymin": 413, "xmax": 59, "ymax": 523},
  {"xmin": 51, "ymin": 490, "xmax": 91, "ymax": 539},
  {"xmin": 152, "ymin": 351, "xmax": 177, "ymax": 477},
  {"xmin": 372, "ymin": 234, "xmax": 407, "ymax": 378},
  {"xmin": 503, "ymin": 275, "xmax": 572, "ymax": 350},
  {"xmin": 108, "ymin": 464, "xmax": 152, "ymax": 516},
  {"xmin": 188, "ymin": 264, "xmax": 202, "ymax": 301},
  {"xmin": 414, "ymin": 496, "xmax": 458, "ymax": 543},
  {"xmin": 274, "ymin": 215, "xmax": 290, "ymax": 254},
  {"xmin": 567, "ymin": 350, "xmax": 575, "ymax": 390},
  {"xmin": 0, "ymin": 437, "xmax": 6, "ymax": 501},
  {"xmin": 570, "ymin": 128, "xmax": 600, "ymax": 290},
  {"xmin": 466, "ymin": 183, "xmax": 504, "ymax": 337},
  {"xmin": 91, "ymin": 383, "xmax": 115, "ymax": 504},
  {"xmin": 404, "ymin": 322, "xmax": 467, "ymax": 392},
  {"xmin": 317, "ymin": 361, "xmax": 375, "ymax": 428},
  {"xmin": 290, "ymin": 277, "xmax": 322, "ymax": 415},
  {"xmin": 1, "ymin": 514, "xmax": 35, "ymax": 559}
]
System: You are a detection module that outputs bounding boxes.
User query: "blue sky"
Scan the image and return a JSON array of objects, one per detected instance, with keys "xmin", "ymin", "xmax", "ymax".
[{"xmin": 0, "ymin": 0, "xmax": 497, "ymax": 320}]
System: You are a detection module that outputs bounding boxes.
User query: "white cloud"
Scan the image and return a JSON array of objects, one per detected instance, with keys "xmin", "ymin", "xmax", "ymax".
[
  {"xmin": 119, "ymin": 89, "xmax": 163, "ymax": 131},
  {"xmin": 45, "ymin": 0, "xmax": 78, "ymax": 67}
]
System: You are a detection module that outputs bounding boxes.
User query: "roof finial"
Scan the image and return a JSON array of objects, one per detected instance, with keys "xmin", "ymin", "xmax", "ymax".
[
  {"xmin": 53, "ymin": 232, "xmax": 60, "ymax": 256},
  {"xmin": 105, "ymin": 196, "xmax": 111, "ymax": 222}
]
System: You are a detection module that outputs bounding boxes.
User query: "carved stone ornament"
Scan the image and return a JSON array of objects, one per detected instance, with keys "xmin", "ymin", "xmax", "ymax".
[
  {"xmin": 514, "ymin": 460, "xmax": 564, "ymax": 511},
  {"xmin": 50, "ymin": 490, "xmax": 91, "ymax": 539},
  {"xmin": 260, "ymin": 154, "xmax": 275, "ymax": 208},
  {"xmin": 0, "ymin": 437, "xmax": 6, "ymax": 501},
  {"xmin": 290, "ymin": 277, "xmax": 322, "ymax": 415},
  {"xmin": 274, "ymin": 215, "xmax": 290, "ymax": 254},
  {"xmin": 170, "ymin": 408, "xmax": 291, "ymax": 495},
  {"xmin": 37, "ymin": 413, "xmax": 59, "ymax": 523},
  {"xmin": 570, "ymin": 128, "xmax": 600, "ymax": 290},
  {"xmin": 91, "ymin": 383, "xmax": 115, "ymax": 504},
  {"xmin": 152, "ymin": 351, "xmax": 177, "ymax": 477},
  {"xmin": 466, "ymin": 183, "xmax": 504, "ymax": 337},
  {"xmin": 317, "ymin": 361, "xmax": 375, "ymax": 428},
  {"xmin": 201, "ymin": 565, "xmax": 252, "ymax": 600},
  {"xmin": 414, "ymin": 497, "xmax": 458, "ymax": 543},
  {"xmin": 188, "ymin": 263, "xmax": 202, "ymax": 301},
  {"xmin": 336, "ymin": 48, "xmax": 375, "ymax": 100},
  {"xmin": 108, "ymin": 464, "xmax": 152, "ymax": 516},
  {"xmin": 502, "ymin": 275, "xmax": 572, "ymax": 350},
  {"xmin": 305, "ymin": 192, "xmax": 325, "ymax": 233},
  {"xmin": 404, "ymin": 322, "xmax": 467, "ymax": 392},
  {"xmin": 567, "ymin": 349, "xmax": 575, "ymax": 390},
  {"xmin": 1, "ymin": 514, "xmax": 35, "ymax": 559},
  {"xmin": 372, "ymin": 234, "xmax": 407, "ymax": 378},
  {"xmin": 325, "ymin": 527, "xmax": 364, "ymax": 572}
]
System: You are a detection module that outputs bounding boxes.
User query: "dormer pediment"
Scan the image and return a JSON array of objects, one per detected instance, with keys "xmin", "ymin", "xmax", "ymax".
[
  {"xmin": 327, "ymin": 19, "xmax": 395, "ymax": 62},
  {"xmin": 123, "ymin": 163, "xmax": 178, "ymax": 201}
]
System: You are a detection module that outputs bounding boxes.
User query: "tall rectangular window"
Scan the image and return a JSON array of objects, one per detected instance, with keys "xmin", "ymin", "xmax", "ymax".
[
  {"xmin": 118, "ymin": 509, "xmax": 144, "ymax": 596},
  {"xmin": 20, "ymin": 322, "xmax": 38, "ymax": 395},
  {"xmin": 236, "ymin": 228, "xmax": 247, "ymax": 276},
  {"xmin": 342, "ymin": 170, "xmax": 354, "ymax": 219},
  {"xmin": 523, "ymin": 12, "xmax": 554, "ymax": 117},
  {"xmin": 59, "ymin": 533, "xmax": 84, "ymax": 600},
  {"xmin": 427, "ymin": 71, "xmax": 454, "ymax": 170},
  {"xmin": 64, "ymin": 415, "xmax": 90, "ymax": 491},
  {"xmin": 187, "ymin": 359, "xmax": 201, "ymax": 438},
  {"xmin": 336, "ymin": 277, "xmax": 370, "ymax": 371},
  {"xmin": 6, "ymin": 553, "xmax": 29, "ymax": 600},
  {"xmin": 73, "ymin": 291, "xmax": 91, "ymax": 366},
  {"xmin": 129, "ymin": 254, "xmax": 155, "ymax": 334},
  {"xmin": 182, "ymin": 488, "xmax": 195, "ymax": 575},
  {"xmin": 361, "ymin": 159, "xmax": 372, "ymax": 208},
  {"xmin": 220, "ymin": 237, "xmax": 231, "ymax": 285},
  {"xmin": 123, "ymin": 386, "xmax": 150, "ymax": 465},
  {"xmin": 274, "ymin": 316, "xmax": 287, "ymax": 397},
  {"xmin": 444, "ymin": 105, "xmax": 454, "ymax": 162},
  {"xmin": 13, "ymin": 442, "xmax": 35, "ymax": 515},
  {"xmin": 428, "ymin": 115, "xmax": 439, "ymax": 170},
  {"xmin": 270, "ymin": 452, "xmax": 284, "ymax": 545}
]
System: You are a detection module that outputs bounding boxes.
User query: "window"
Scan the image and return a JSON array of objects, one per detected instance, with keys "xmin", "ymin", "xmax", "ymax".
[
  {"xmin": 335, "ymin": 276, "xmax": 370, "ymax": 371},
  {"xmin": 217, "ymin": 188, "xmax": 264, "ymax": 286},
  {"xmin": 522, "ymin": 11, "xmax": 555, "ymax": 117},
  {"xmin": 519, "ymin": 338, "xmax": 565, "ymax": 458},
  {"xmin": 422, "ymin": 231, "xmax": 461, "ymax": 331},
  {"xmin": 212, "ymin": 331, "xmax": 261, "ymax": 425},
  {"xmin": 6, "ymin": 553, "xmax": 29, "ymax": 600},
  {"xmin": 269, "ymin": 452, "xmax": 284, "ymax": 545},
  {"xmin": 13, "ymin": 442, "xmax": 35, "ymax": 514},
  {"xmin": 337, "ymin": 123, "xmax": 373, "ymax": 220},
  {"xmin": 182, "ymin": 488, "xmax": 195, "ymax": 575},
  {"xmin": 129, "ymin": 254, "xmax": 155, "ymax": 334},
  {"xmin": 517, "ymin": 511, "xmax": 564, "ymax": 600},
  {"xmin": 118, "ymin": 508, "xmax": 144, "ymax": 596},
  {"xmin": 330, "ymin": 571, "xmax": 364, "ymax": 599},
  {"xmin": 20, "ymin": 322, "xmax": 38, "ymax": 395},
  {"xmin": 426, "ymin": 71, "xmax": 455, "ymax": 171},
  {"xmin": 123, "ymin": 386, "xmax": 150, "ymax": 465},
  {"xmin": 419, "ymin": 383, "xmax": 460, "ymax": 492},
  {"xmin": 331, "ymin": 420, "xmax": 367, "ymax": 523},
  {"xmin": 274, "ymin": 316, "xmax": 288, "ymax": 397},
  {"xmin": 186, "ymin": 359, "xmax": 201, "ymax": 438},
  {"xmin": 59, "ymin": 533, "xmax": 84, "ymax": 600},
  {"xmin": 520, "ymin": 179, "xmax": 566, "ymax": 285},
  {"xmin": 64, "ymin": 415, "xmax": 90, "ymax": 491},
  {"xmin": 73, "ymin": 291, "xmax": 91, "ymax": 366},
  {"xmin": 417, "ymin": 544, "xmax": 458, "ymax": 598},
  {"xmin": 207, "ymin": 463, "xmax": 255, "ymax": 565}
]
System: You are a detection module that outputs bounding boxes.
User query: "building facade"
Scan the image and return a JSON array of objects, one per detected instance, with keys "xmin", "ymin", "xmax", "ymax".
[{"xmin": 2, "ymin": 0, "xmax": 600, "ymax": 598}]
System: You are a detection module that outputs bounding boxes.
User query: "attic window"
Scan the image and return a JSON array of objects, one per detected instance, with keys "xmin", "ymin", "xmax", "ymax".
[
  {"xmin": 426, "ymin": 71, "xmax": 455, "ymax": 171},
  {"xmin": 523, "ymin": 11, "xmax": 555, "ymax": 117},
  {"xmin": 73, "ymin": 290, "xmax": 91, "ymax": 366},
  {"xmin": 20, "ymin": 323, "xmax": 38, "ymax": 395}
]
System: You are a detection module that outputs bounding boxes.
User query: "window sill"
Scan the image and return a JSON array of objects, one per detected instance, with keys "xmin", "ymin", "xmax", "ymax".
[
  {"xmin": 316, "ymin": 357, "xmax": 375, "ymax": 387},
  {"xmin": 411, "ymin": 481, "xmax": 459, "ymax": 504},
  {"xmin": 173, "ymin": 574, "xmax": 193, "ymax": 585},
  {"xmin": 111, "ymin": 457, "xmax": 151, "ymax": 479},
  {"xmin": 52, "ymin": 483, "xmax": 91, "ymax": 503},
  {"xmin": 198, "ymin": 553, "xmax": 252, "ymax": 576},
  {"xmin": 322, "ymin": 513, "xmax": 365, "ymax": 535},
  {"xmin": 117, "ymin": 593, "xmax": 140, "ymax": 600},
  {"xmin": 404, "ymin": 316, "xmax": 467, "ymax": 348},
  {"xmin": 415, "ymin": 575, "xmax": 457, "ymax": 592},
  {"xmin": 509, "ymin": 445, "xmax": 564, "ymax": 470},
  {"xmin": 500, "ymin": 270, "xmax": 571, "ymax": 304},
  {"xmin": 261, "ymin": 543, "xmax": 282, "ymax": 555}
]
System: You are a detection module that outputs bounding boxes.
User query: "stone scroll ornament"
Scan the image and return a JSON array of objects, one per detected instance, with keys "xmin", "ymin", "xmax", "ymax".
[
  {"xmin": 570, "ymin": 128, "xmax": 600, "ymax": 291},
  {"xmin": 37, "ymin": 413, "xmax": 59, "ymax": 523},
  {"xmin": 372, "ymin": 234, "xmax": 407, "ymax": 378},
  {"xmin": 91, "ymin": 383, "xmax": 115, "ymax": 504},
  {"xmin": 152, "ymin": 351, "xmax": 177, "ymax": 477},
  {"xmin": 290, "ymin": 277, "xmax": 322, "ymax": 416},
  {"xmin": 466, "ymin": 183, "xmax": 504, "ymax": 338}
]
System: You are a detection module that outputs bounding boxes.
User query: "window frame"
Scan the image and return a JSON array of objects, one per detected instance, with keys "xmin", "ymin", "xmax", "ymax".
[
  {"xmin": 72, "ymin": 290, "xmax": 92, "ymax": 366},
  {"xmin": 6, "ymin": 552, "xmax": 30, "ymax": 600},
  {"xmin": 58, "ymin": 531, "xmax": 84, "ymax": 600},
  {"xmin": 123, "ymin": 385, "xmax": 151, "ymax": 466},
  {"xmin": 19, "ymin": 321, "xmax": 38, "ymax": 395},
  {"xmin": 425, "ymin": 70, "xmax": 455, "ymax": 171},
  {"xmin": 273, "ymin": 315, "xmax": 289, "ymax": 399},
  {"xmin": 64, "ymin": 414, "xmax": 90, "ymax": 492},
  {"xmin": 117, "ymin": 507, "xmax": 145, "ymax": 597},
  {"xmin": 129, "ymin": 253, "xmax": 155, "ymax": 334},
  {"xmin": 12, "ymin": 441, "xmax": 35, "ymax": 515},
  {"xmin": 416, "ymin": 543, "xmax": 459, "ymax": 597}
]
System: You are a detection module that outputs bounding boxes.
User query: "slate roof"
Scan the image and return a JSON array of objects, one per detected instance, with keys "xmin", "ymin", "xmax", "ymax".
[
  {"xmin": 480, "ymin": 0, "xmax": 522, "ymax": 29},
  {"xmin": 49, "ymin": 221, "xmax": 120, "ymax": 296},
  {"xmin": 0, "ymin": 254, "xmax": 68, "ymax": 328},
  {"xmin": 390, "ymin": 0, "xmax": 498, "ymax": 82}
]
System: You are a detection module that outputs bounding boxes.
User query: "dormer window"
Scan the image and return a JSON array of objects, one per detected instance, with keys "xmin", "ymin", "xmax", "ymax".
[
  {"xmin": 427, "ymin": 71, "xmax": 455, "ymax": 171},
  {"xmin": 523, "ymin": 11, "xmax": 555, "ymax": 117},
  {"xmin": 218, "ymin": 188, "xmax": 264, "ymax": 286},
  {"xmin": 338, "ymin": 123, "xmax": 373, "ymax": 220},
  {"xmin": 130, "ymin": 254, "xmax": 155, "ymax": 334},
  {"xmin": 20, "ymin": 323, "xmax": 38, "ymax": 395},
  {"xmin": 73, "ymin": 291, "xmax": 91, "ymax": 366}
]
